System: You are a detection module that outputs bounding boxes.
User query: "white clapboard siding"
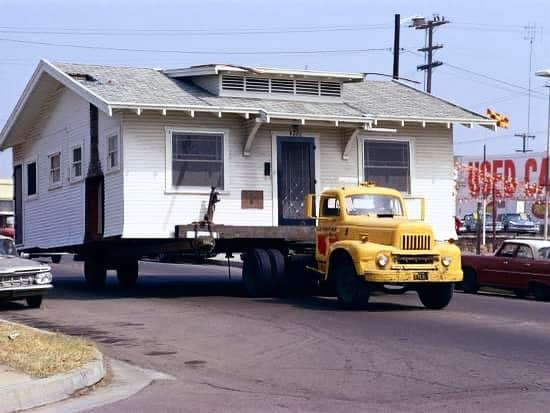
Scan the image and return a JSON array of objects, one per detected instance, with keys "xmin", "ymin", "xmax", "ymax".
[
  {"xmin": 12, "ymin": 86, "xmax": 123, "ymax": 249},
  {"xmin": 122, "ymin": 113, "xmax": 455, "ymax": 241}
]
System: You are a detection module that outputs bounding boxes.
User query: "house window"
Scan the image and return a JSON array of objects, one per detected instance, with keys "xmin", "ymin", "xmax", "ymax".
[
  {"xmin": 107, "ymin": 135, "xmax": 119, "ymax": 170},
  {"xmin": 26, "ymin": 161, "xmax": 37, "ymax": 197},
  {"xmin": 71, "ymin": 146, "xmax": 83, "ymax": 179},
  {"xmin": 171, "ymin": 132, "xmax": 224, "ymax": 189},
  {"xmin": 49, "ymin": 152, "xmax": 61, "ymax": 187},
  {"xmin": 364, "ymin": 140, "xmax": 410, "ymax": 192}
]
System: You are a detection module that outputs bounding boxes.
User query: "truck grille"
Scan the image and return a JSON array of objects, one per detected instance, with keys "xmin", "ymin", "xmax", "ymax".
[
  {"xmin": 393, "ymin": 255, "xmax": 437, "ymax": 265},
  {"xmin": 401, "ymin": 234, "xmax": 431, "ymax": 250},
  {"xmin": 0, "ymin": 272, "xmax": 35, "ymax": 288}
]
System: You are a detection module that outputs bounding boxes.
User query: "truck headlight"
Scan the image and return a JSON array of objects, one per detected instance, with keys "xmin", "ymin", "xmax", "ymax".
[
  {"xmin": 376, "ymin": 253, "xmax": 389, "ymax": 267},
  {"xmin": 441, "ymin": 256, "xmax": 452, "ymax": 267},
  {"xmin": 35, "ymin": 271, "xmax": 52, "ymax": 285}
]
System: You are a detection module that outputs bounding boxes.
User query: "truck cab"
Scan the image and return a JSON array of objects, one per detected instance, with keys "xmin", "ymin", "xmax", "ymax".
[{"xmin": 305, "ymin": 182, "xmax": 462, "ymax": 309}]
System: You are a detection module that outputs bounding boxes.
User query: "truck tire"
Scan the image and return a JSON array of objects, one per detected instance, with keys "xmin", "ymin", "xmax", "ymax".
[
  {"xmin": 266, "ymin": 249, "xmax": 286, "ymax": 294},
  {"xmin": 84, "ymin": 260, "xmax": 107, "ymax": 289},
  {"xmin": 117, "ymin": 258, "xmax": 139, "ymax": 289},
  {"xmin": 417, "ymin": 283, "xmax": 454, "ymax": 309},
  {"xmin": 242, "ymin": 249, "xmax": 274, "ymax": 297},
  {"xmin": 334, "ymin": 256, "xmax": 370, "ymax": 310},
  {"xmin": 26, "ymin": 295, "xmax": 43, "ymax": 308},
  {"xmin": 461, "ymin": 268, "xmax": 479, "ymax": 294}
]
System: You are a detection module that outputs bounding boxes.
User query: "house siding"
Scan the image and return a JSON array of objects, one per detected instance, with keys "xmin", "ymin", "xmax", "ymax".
[
  {"xmin": 12, "ymin": 86, "xmax": 123, "ymax": 249},
  {"xmin": 122, "ymin": 113, "xmax": 455, "ymax": 241}
]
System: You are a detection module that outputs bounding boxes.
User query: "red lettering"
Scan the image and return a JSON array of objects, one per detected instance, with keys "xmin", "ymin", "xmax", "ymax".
[
  {"xmin": 467, "ymin": 161, "xmax": 480, "ymax": 197},
  {"xmin": 524, "ymin": 158, "xmax": 537, "ymax": 196},
  {"xmin": 504, "ymin": 159, "xmax": 516, "ymax": 196},
  {"xmin": 539, "ymin": 157, "xmax": 549, "ymax": 188},
  {"xmin": 492, "ymin": 159, "xmax": 503, "ymax": 197},
  {"xmin": 481, "ymin": 161, "xmax": 492, "ymax": 197}
]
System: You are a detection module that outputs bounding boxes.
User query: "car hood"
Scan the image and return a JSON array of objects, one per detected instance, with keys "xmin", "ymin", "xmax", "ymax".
[{"xmin": 0, "ymin": 256, "xmax": 50, "ymax": 273}]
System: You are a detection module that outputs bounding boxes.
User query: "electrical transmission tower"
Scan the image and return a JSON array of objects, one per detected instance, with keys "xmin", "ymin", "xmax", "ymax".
[
  {"xmin": 516, "ymin": 23, "xmax": 537, "ymax": 152},
  {"xmin": 412, "ymin": 15, "xmax": 449, "ymax": 94}
]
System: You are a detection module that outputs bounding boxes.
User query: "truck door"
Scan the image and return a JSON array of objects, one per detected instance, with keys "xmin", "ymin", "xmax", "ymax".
[{"xmin": 316, "ymin": 195, "xmax": 341, "ymax": 265}]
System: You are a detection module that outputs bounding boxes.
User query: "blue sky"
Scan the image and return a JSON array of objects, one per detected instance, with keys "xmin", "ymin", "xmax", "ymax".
[{"xmin": 0, "ymin": 0, "xmax": 549, "ymax": 178}]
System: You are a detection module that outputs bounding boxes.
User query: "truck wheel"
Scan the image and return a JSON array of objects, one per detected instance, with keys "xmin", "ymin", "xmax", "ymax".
[
  {"xmin": 461, "ymin": 268, "xmax": 479, "ymax": 294},
  {"xmin": 84, "ymin": 260, "xmax": 107, "ymax": 289},
  {"xmin": 334, "ymin": 256, "xmax": 370, "ymax": 310},
  {"xmin": 117, "ymin": 258, "xmax": 139, "ymax": 288},
  {"xmin": 242, "ymin": 249, "xmax": 274, "ymax": 297},
  {"xmin": 26, "ymin": 295, "xmax": 43, "ymax": 308},
  {"xmin": 266, "ymin": 249, "xmax": 286, "ymax": 294},
  {"xmin": 417, "ymin": 283, "xmax": 454, "ymax": 309}
]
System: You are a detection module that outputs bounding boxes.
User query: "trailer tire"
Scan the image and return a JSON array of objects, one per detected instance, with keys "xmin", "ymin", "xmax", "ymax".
[
  {"xmin": 334, "ymin": 255, "xmax": 370, "ymax": 310},
  {"xmin": 266, "ymin": 249, "xmax": 286, "ymax": 293},
  {"xmin": 117, "ymin": 258, "xmax": 139, "ymax": 289},
  {"xmin": 417, "ymin": 283, "xmax": 454, "ymax": 309},
  {"xmin": 84, "ymin": 260, "xmax": 107, "ymax": 289},
  {"xmin": 242, "ymin": 249, "xmax": 274, "ymax": 297}
]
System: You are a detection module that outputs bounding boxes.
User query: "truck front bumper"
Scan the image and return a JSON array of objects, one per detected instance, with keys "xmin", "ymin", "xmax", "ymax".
[{"xmin": 361, "ymin": 269, "xmax": 463, "ymax": 283}]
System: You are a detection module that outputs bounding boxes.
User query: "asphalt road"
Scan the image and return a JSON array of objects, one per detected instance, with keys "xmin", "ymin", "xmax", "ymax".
[{"xmin": 2, "ymin": 259, "xmax": 550, "ymax": 413}]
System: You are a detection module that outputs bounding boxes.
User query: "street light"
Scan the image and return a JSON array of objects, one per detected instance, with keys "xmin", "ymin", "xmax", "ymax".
[{"xmin": 535, "ymin": 69, "xmax": 550, "ymax": 240}]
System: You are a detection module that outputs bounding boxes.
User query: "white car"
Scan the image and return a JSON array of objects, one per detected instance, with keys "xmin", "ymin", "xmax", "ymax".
[{"xmin": 0, "ymin": 235, "xmax": 53, "ymax": 308}]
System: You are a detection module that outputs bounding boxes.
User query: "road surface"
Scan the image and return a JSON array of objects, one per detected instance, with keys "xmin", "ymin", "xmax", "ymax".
[{"xmin": 1, "ymin": 259, "xmax": 550, "ymax": 412}]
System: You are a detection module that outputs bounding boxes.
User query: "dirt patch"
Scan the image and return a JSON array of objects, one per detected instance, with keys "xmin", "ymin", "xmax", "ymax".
[{"xmin": 0, "ymin": 319, "xmax": 98, "ymax": 378}]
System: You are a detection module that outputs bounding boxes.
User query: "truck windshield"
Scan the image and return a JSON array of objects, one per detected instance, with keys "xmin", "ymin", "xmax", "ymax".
[
  {"xmin": 345, "ymin": 194, "xmax": 403, "ymax": 216},
  {"xmin": 0, "ymin": 238, "xmax": 17, "ymax": 256}
]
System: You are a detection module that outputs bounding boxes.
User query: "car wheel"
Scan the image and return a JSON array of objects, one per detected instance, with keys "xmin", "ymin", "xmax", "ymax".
[
  {"xmin": 26, "ymin": 295, "xmax": 43, "ymax": 308},
  {"xmin": 462, "ymin": 268, "xmax": 479, "ymax": 294},
  {"xmin": 530, "ymin": 283, "xmax": 550, "ymax": 301},
  {"xmin": 513, "ymin": 289, "xmax": 526, "ymax": 298},
  {"xmin": 417, "ymin": 283, "xmax": 454, "ymax": 309},
  {"xmin": 51, "ymin": 255, "xmax": 61, "ymax": 264}
]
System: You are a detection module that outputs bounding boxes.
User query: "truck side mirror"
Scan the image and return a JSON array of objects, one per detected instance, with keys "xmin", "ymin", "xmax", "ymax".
[{"xmin": 304, "ymin": 194, "xmax": 317, "ymax": 218}]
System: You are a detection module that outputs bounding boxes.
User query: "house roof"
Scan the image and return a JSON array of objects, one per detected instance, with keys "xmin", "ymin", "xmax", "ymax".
[{"xmin": 0, "ymin": 60, "xmax": 495, "ymax": 150}]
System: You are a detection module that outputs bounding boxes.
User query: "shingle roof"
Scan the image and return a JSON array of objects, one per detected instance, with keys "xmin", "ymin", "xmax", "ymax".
[{"xmin": 52, "ymin": 62, "xmax": 487, "ymax": 122}]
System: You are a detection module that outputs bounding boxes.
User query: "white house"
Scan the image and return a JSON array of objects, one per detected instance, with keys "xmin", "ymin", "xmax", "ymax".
[{"xmin": 0, "ymin": 61, "xmax": 494, "ymax": 258}]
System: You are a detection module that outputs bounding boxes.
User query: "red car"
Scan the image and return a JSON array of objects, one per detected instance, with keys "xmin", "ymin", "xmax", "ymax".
[
  {"xmin": 0, "ymin": 227, "xmax": 14, "ymax": 239},
  {"xmin": 461, "ymin": 239, "xmax": 550, "ymax": 300}
]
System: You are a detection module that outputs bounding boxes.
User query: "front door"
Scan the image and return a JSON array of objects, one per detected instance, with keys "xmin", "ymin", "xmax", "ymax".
[
  {"xmin": 85, "ymin": 175, "xmax": 104, "ymax": 241},
  {"xmin": 276, "ymin": 137, "xmax": 316, "ymax": 226},
  {"xmin": 13, "ymin": 165, "xmax": 22, "ymax": 244}
]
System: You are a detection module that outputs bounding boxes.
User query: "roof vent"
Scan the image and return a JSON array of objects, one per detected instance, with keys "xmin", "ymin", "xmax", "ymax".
[{"xmin": 221, "ymin": 75, "xmax": 342, "ymax": 97}]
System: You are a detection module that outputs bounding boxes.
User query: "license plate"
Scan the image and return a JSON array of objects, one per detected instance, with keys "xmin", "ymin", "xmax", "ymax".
[{"xmin": 414, "ymin": 272, "xmax": 429, "ymax": 281}]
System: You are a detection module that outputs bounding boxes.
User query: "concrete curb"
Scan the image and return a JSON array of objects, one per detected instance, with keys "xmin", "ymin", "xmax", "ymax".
[{"xmin": 0, "ymin": 350, "xmax": 106, "ymax": 413}]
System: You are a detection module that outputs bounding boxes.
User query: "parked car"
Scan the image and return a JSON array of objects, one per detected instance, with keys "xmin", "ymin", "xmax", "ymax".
[
  {"xmin": 461, "ymin": 239, "xmax": 550, "ymax": 300},
  {"xmin": 0, "ymin": 235, "xmax": 52, "ymax": 308},
  {"xmin": 463, "ymin": 213, "xmax": 503, "ymax": 233},
  {"xmin": 498, "ymin": 213, "xmax": 539, "ymax": 234},
  {"xmin": 455, "ymin": 216, "xmax": 466, "ymax": 234}
]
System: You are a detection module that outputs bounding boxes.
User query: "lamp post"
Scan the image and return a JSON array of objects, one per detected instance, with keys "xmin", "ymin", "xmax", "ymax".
[{"xmin": 535, "ymin": 69, "xmax": 550, "ymax": 240}]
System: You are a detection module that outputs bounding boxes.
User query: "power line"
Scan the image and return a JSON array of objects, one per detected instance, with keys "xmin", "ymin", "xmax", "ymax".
[
  {"xmin": 0, "ymin": 37, "xmax": 392, "ymax": 55},
  {"xmin": 0, "ymin": 24, "xmax": 392, "ymax": 36}
]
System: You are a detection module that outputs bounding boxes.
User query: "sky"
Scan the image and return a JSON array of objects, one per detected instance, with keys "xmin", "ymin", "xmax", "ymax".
[{"xmin": 0, "ymin": 0, "xmax": 549, "ymax": 178}]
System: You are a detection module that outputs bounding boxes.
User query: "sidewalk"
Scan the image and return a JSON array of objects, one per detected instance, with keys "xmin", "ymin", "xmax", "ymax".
[{"xmin": 0, "ymin": 321, "xmax": 106, "ymax": 413}]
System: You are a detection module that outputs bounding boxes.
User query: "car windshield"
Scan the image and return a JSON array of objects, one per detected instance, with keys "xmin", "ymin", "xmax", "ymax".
[
  {"xmin": 0, "ymin": 238, "xmax": 17, "ymax": 256},
  {"xmin": 345, "ymin": 194, "xmax": 403, "ymax": 216},
  {"xmin": 508, "ymin": 213, "xmax": 530, "ymax": 222}
]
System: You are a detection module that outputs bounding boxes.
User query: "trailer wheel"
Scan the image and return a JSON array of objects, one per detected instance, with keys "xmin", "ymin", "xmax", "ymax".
[
  {"xmin": 334, "ymin": 255, "xmax": 370, "ymax": 310},
  {"xmin": 242, "ymin": 249, "xmax": 274, "ymax": 297},
  {"xmin": 266, "ymin": 249, "xmax": 286, "ymax": 293},
  {"xmin": 417, "ymin": 283, "xmax": 454, "ymax": 309},
  {"xmin": 84, "ymin": 260, "xmax": 107, "ymax": 289},
  {"xmin": 117, "ymin": 258, "xmax": 139, "ymax": 289}
]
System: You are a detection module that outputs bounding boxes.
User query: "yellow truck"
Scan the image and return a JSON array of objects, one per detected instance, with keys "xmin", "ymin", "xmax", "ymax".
[{"xmin": 301, "ymin": 182, "xmax": 462, "ymax": 309}]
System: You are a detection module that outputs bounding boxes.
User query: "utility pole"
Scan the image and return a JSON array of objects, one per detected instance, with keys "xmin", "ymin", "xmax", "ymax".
[
  {"xmin": 393, "ymin": 14, "xmax": 400, "ymax": 80},
  {"xmin": 413, "ymin": 15, "xmax": 449, "ymax": 94},
  {"xmin": 514, "ymin": 133, "xmax": 535, "ymax": 153}
]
